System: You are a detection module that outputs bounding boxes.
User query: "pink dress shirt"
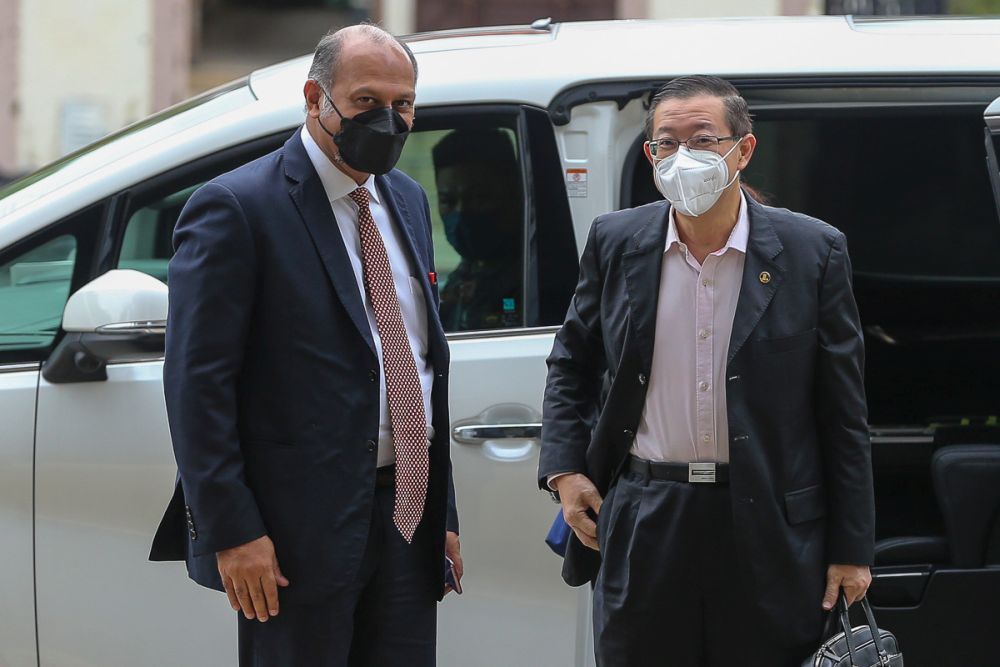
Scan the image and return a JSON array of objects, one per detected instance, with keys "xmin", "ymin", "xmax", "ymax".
[{"xmin": 632, "ymin": 192, "xmax": 749, "ymax": 463}]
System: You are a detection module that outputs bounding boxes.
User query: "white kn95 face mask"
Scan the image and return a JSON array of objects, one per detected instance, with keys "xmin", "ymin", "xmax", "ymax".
[{"xmin": 653, "ymin": 138, "xmax": 743, "ymax": 217}]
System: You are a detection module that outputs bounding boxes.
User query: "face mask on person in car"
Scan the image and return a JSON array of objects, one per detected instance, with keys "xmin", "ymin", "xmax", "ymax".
[
  {"xmin": 442, "ymin": 211, "xmax": 518, "ymax": 262},
  {"xmin": 653, "ymin": 138, "xmax": 743, "ymax": 217},
  {"xmin": 317, "ymin": 90, "xmax": 410, "ymax": 175}
]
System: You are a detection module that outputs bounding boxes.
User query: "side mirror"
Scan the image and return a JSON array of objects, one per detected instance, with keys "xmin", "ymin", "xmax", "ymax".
[{"xmin": 43, "ymin": 270, "xmax": 168, "ymax": 384}]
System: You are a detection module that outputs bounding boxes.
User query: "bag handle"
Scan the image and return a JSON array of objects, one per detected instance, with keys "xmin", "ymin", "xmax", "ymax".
[
  {"xmin": 836, "ymin": 591, "xmax": 891, "ymax": 667},
  {"xmin": 858, "ymin": 596, "xmax": 892, "ymax": 665},
  {"xmin": 837, "ymin": 592, "xmax": 861, "ymax": 666}
]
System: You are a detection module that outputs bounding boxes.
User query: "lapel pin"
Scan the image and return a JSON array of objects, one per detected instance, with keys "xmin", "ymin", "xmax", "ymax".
[
  {"xmin": 428, "ymin": 271, "xmax": 437, "ymax": 285},
  {"xmin": 759, "ymin": 271, "xmax": 771, "ymax": 284}
]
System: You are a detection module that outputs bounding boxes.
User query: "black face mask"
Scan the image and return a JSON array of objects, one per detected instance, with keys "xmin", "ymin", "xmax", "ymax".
[{"xmin": 317, "ymin": 91, "xmax": 410, "ymax": 175}]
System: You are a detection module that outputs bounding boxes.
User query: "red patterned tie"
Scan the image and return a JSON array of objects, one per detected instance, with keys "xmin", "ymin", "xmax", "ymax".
[{"xmin": 349, "ymin": 186, "xmax": 429, "ymax": 543}]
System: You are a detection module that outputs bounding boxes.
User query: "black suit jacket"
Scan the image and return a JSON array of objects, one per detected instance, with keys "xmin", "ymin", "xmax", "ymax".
[
  {"xmin": 538, "ymin": 194, "xmax": 874, "ymax": 640},
  {"xmin": 150, "ymin": 130, "xmax": 458, "ymax": 603}
]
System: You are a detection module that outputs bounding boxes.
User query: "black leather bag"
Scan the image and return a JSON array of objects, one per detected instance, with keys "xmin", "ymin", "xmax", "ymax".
[{"xmin": 802, "ymin": 593, "xmax": 903, "ymax": 667}]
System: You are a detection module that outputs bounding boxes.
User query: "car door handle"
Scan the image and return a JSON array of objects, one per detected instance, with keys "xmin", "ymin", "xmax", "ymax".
[{"xmin": 452, "ymin": 423, "xmax": 542, "ymax": 444}]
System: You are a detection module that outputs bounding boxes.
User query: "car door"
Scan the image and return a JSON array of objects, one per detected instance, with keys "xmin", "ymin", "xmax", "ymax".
[
  {"xmin": 0, "ymin": 219, "xmax": 96, "ymax": 667},
  {"xmin": 394, "ymin": 104, "xmax": 584, "ymax": 666}
]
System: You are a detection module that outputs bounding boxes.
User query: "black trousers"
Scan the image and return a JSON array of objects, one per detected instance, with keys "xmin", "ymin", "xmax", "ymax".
[
  {"xmin": 237, "ymin": 483, "xmax": 437, "ymax": 667},
  {"xmin": 594, "ymin": 468, "xmax": 815, "ymax": 667}
]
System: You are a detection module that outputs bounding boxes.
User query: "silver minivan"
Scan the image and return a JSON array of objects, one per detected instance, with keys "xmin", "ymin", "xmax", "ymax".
[{"xmin": 2, "ymin": 16, "xmax": 1000, "ymax": 667}]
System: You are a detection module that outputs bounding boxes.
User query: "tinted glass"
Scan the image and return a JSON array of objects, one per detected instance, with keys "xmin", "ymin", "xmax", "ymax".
[
  {"xmin": 119, "ymin": 184, "xmax": 200, "ymax": 283},
  {"xmin": 744, "ymin": 110, "xmax": 1000, "ymax": 277},
  {"xmin": 0, "ymin": 235, "xmax": 77, "ymax": 352}
]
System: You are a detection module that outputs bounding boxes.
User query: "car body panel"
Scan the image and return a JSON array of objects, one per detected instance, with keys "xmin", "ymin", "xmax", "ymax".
[{"xmin": 0, "ymin": 365, "xmax": 40, "ymax": 667}]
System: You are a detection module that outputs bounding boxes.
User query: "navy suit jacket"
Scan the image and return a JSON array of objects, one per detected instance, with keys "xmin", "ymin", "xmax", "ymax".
[
  {"xmin": 150, "ymin": 129, "xmax": 458, "ymax": 603},
  {"xmin": 538, "ymin": 194, "xmax": 875, "ymax": 644}
]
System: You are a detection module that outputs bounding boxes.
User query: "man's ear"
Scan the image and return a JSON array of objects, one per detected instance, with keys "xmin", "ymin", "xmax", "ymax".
[
  {"xmin": 643, "ymin": 141, "xmax": 656, "ymax": 167},
  {"xmin": 737, "ymin": 134, "xmax": 757, "ymax": 171},
  {"xmin": 303, "ymin": 80, "xmax": 323, "ymax": 119}
]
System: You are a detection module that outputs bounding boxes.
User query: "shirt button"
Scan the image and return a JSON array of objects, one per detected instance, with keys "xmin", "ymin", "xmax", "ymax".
[
  {"xmin": 365, "ymin": 439, "xmax": 377, "ymax": 452},
  {"xmin": 702, "ymin": 279, "xmax": 711, "ymax": 287},
  {"xmin": 699, "ymin": 381, "xmax": 710, "ymax": 391},
  {"xmin": 703, "ymin": 434, "xmax": 711, "ymax": 443},
  {"xmin": 699, "ymin": 329, "xmax": 711, "ymax": 339}
]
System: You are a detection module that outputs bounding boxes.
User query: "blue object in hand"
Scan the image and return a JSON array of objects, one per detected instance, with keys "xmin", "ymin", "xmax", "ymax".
[{"xmin": 545, "ymin": 510, "xmax": 572, "ymax": 557}]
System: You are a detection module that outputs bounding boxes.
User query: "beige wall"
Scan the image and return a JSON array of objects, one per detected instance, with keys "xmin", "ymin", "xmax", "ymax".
[
  {"xmin": 0, "ymin": 0, "xmax": 19, "ymax": 176},
  {"xmin": 18, "ymin": 0, "xmax": 152, "ymax": 169},
  {"xmin": 153, "ymin": 0, "xmax": 193, "ymax": 113},
  {"xmin": 381, "ymin": 0, "xmax": 416, "ymax": 34}
]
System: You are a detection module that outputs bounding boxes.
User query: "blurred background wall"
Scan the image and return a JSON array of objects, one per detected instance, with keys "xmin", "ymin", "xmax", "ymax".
[{"xmin": 1, "ymin": 0, "xmax": 998, "ymax": 183}]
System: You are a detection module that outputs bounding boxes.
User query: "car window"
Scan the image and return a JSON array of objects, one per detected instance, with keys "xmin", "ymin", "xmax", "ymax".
[
  {"xmin": 396, "ymin": 118, "xmax": 527, "ymax": 332},
  {"xmin": 744, "ymin": 109, "xmax": 1000, "ymax": 278},
  {"xmin": 113, "ymin": 132, "xmax": 292, "ymax": 283},
  {"xmin": 119, "ymin": 184, "xmax": 199, "ymax": 283},
  {"xmin": 0, "ymin": 235, "xmax": 77, "ymax": 352}
]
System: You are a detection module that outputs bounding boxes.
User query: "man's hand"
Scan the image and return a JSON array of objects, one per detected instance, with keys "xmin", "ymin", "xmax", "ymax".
[
  {"xmin": 822, "ymin": 563, "xmax": 872, "ymax": 610},
  {"xmin": 217, "ymin": 535, "xmax": 290, "ymax": 622},
  {"xmin": 444, "ymin": 531, "xmax": 463, "ymax": 596},
  {"xmin": 554, "ymin": 473, "xmax": 603, "ymax": 551}
]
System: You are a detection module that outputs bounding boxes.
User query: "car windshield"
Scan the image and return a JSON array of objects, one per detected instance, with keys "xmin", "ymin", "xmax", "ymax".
[{"xmin": 0, "ymin": 79, "xmax": 253, "ymax": 217}]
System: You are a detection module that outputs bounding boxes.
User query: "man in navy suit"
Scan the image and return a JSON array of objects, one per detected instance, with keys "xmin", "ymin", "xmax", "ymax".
[{"xmin": 150, "ymin": 24, "xmax": 461, "ymax": 667}]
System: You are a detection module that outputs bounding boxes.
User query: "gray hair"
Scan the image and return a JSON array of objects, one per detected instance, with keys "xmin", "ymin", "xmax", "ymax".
[
  {"xmin": 644, "ymin": 75, "xmax": 752, "ymax": 140},
  {"xmin": 308, "ymin": 23, "xmax": 418, "ymax": 113}
]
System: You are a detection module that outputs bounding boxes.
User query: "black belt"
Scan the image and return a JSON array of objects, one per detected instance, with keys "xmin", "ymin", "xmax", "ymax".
[
  {"xmin": 375, "ymin": 465, "xmax": 396, "ymax": 488},
  {"xmin": 628, "ymin": 455, "xmax": 730, "ymax": 484}
]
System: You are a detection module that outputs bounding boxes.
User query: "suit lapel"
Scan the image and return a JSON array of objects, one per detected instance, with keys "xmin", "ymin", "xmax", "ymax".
[
  {"xmin": 727, "ymin": 198, "xmax": 786, "ymax": 364},
  {"xmin": 282, "ymin": 131, "xmax": 376, "ymax": 355},
  {"xmin": 622, "ymin": 204, "xmax": 670, "ymax": 373}
]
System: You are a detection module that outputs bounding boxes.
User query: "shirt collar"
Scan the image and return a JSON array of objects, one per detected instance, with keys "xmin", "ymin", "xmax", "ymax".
[
  {"xmin": 300, "ymin": 125, "xmax": 381, "ymax": 205},
  {"xmin": 665, "ymin": 189, "xmax": 750, "ymax": 256}
]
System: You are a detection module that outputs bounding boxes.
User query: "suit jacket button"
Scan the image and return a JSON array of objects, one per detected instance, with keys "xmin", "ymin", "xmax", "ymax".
[
  {"xmin": 368, "ymin": 369, "xmax": 378, "ymax": 382},
  {"xmin": 623, "ymin": 429, "xmax": 635, "ymax": 440},
  {"xmin": 638, "ymin": 373, "xmax": 647, "ymax": 386},
  {"xmin": 366, "ymin": 439, "xmax": 377, "ymax": 452}
]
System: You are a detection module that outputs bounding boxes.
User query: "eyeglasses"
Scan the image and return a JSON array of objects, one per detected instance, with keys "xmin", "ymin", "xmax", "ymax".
[{"xmin": 646, "ymin": 134, "xmax": 742, "ymax": 158}]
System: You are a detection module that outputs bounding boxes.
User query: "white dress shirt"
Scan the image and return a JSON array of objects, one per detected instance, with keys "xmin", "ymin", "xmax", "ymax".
[
  {"xmin": 300, "ymin": 126, "xmax": 434, "ymax": 467},
  {"xmin": 633, "ymin": 191, "xmax": 749, "ymax": 463}
]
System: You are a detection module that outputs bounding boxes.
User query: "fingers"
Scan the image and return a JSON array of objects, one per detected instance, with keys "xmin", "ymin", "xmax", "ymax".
[
  {"xmin": 262, "ymin": 572, "xmax": 280, "ymax": 617},
  {"xmin": 222, "ymin": 577, "xmax": 240, "ymax": 612},
  {"xmin": 233, "ymin": 580, "xmax": 256, "ymax": 620},
  {"xmin": 247, "ymin": 577, "xmax": 270, "ymax": 622},
  {"xmin": 822, "ymin": 572, "xmax": 842, "ymax": 611},
  {"xmin": 567, "ymin": 510, "xmax": 599, "ymax": 551},
  {"xmin": 273, "ymin": 561, "xmax": 290, "ymax": 588}
]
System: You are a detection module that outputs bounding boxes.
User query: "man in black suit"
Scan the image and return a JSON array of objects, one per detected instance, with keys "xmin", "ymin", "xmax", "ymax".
[
  {"xmin": 150, "ymin": 24, "xmax": 461, "ymax": 667},
  {"xmin": 539, "ymin": 75, "xmax": 874, "ymax": 666}
]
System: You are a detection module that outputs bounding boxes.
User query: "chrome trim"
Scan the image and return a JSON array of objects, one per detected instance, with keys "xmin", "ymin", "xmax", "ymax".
[
  {"xmin": 445, "ymin": 326, "xmax": 560, "ymax": 342},
  {"xmin": 452, "ymin": 423, "xmax": 542, "ymax": 444},
  {"xmin": 95, "ymin": 320, "xmax": 167, "ymax": 336},
  {"xmin": 870, "ymin": 427, "xmax": 935, "ymax": 445},
  {"xmin": 0, "ymin": 362, "xmax": 41, "ymax": 374}
]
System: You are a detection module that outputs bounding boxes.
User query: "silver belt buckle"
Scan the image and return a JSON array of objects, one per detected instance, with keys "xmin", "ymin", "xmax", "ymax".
[{"xmin": 688, "ymin": 462, "xmax": 716, "ymax": 483}]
